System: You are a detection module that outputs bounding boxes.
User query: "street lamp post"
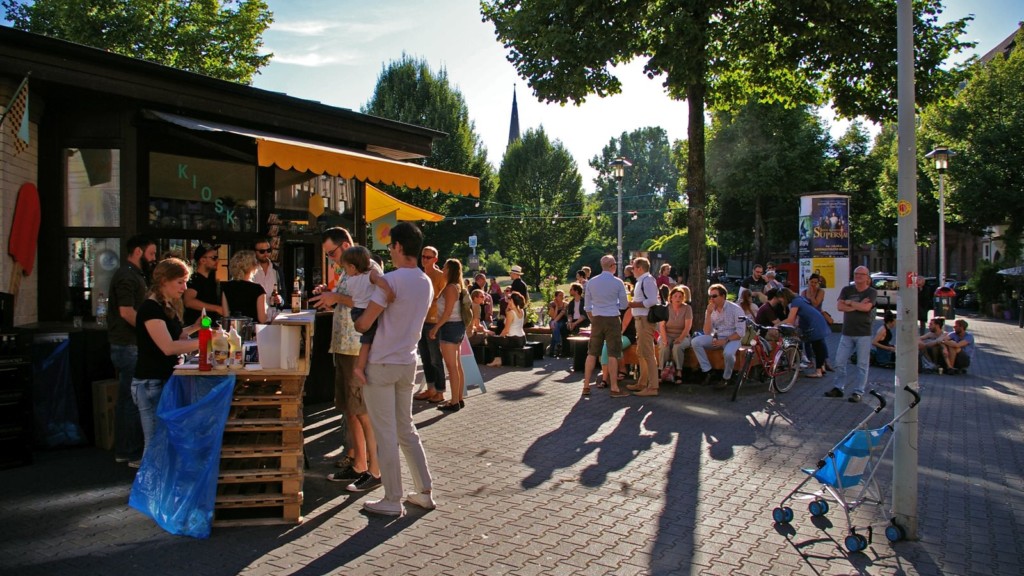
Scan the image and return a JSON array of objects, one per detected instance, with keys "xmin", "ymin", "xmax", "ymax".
[
  {"xmin": 925, "ymin": 146, "xmax": 955, "ymax": 286},
  {"xmin": 610, "ymin": 157, "xmax": 631, "ymax": 275}
]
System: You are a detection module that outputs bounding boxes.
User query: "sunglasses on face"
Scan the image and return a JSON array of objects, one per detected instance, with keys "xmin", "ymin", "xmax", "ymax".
[{"xmin": 256, "ymin": 248, "xmax": 271, "ymax": 254}]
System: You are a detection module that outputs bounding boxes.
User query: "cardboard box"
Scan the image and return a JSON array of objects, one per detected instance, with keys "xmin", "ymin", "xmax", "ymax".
[
  {"xmin": 92, "ymin": 379, "xmax": 118, "ymax": 451},
  {"xmin": 255, "ymin": 324, "xmax": 300, "ymax": 370}
]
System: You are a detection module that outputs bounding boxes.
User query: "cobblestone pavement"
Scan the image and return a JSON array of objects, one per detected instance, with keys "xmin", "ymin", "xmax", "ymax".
[{"xmin": 1, "ymin": 313, "xmax": 1021, "ymax": 575}]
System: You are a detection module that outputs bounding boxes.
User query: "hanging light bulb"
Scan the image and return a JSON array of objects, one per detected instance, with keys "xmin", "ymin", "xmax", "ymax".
[
  {"xmin": 475, "ymin": 201, "xmax": 480, "ymax": 207},
  {"xmin": 453, "ymin": 219, "xmax": 458, "ymax": 225},
  {"xmin": 486, "ymin": 218, "xmax": 491, "ymax": 224}
]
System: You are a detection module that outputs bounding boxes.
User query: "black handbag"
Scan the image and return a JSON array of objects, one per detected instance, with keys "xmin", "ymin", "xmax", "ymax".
[
  {"xmin": 640, "ymin": 278, "xmax": 669, "ymax": 323},
  {"xmin": 647, "ymin": 304, "xmax": 669, "ymax": 323}
]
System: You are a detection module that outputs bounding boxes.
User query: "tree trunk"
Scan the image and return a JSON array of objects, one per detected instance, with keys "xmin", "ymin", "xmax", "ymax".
[
  {"xmin": 687, "ymin": 81, "xmax": 708, "ymax": 319},
  {"xmin": 754, "ymin": 194, "xmax": 765, "ymax": 264}
]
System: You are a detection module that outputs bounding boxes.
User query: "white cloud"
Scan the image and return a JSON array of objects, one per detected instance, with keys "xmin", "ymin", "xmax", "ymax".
[
  {"xmin": 271, "ymin": 20, "xmax": 337, "ymax": 36},
  {"xmin": 268, "ymin": 50, "xmax": 347, "ymax": 67}
]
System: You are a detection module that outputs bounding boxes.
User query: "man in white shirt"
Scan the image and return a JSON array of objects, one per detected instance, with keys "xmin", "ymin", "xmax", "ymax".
[
  {"xmin": 252, "ymin": 237, "xmax": 282, "ymax": 309},
  {"xmin": 692, "ymin": 283, "xmax": 746, "ymax": 388},
  {"xmin": 354, "ymin": 222, "xmax": 436, "ymax": 516}
]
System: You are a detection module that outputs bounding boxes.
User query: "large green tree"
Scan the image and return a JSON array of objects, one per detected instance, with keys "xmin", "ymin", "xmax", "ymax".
[
  {"xmin": 494, "ymin": 128, "xmax": 588, "ymax": 290},
  {"xmin": 923, "ymin": 29, "xmax": 1024, "ymax": 261},
  {"xmin": 590, "ymin": 127, "xmax": 679, "ymax": 261},
  {"xmin": 3, "ymin": 0, "xmax": 272, "ymax": 84},
  {"xmin": 362, "ymin": 54, "xmax": 497, "ymax": 260},
  {"xmin": 706, "ymin": 102, "xmax": 831, "ymax": 265},
  {"xmin": 481, "ymin": 0, "xmax": 971, "ymax": 315}
]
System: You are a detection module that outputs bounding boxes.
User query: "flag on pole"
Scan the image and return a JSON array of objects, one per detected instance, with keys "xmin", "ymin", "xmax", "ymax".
[{"xmin": 1, "ymin": 78, "xmax": 29, "ymax": 156}]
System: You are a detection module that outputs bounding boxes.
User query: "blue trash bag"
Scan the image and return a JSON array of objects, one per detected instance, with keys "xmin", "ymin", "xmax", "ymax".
[
  {"xmin": 129, "ymin": 373, "xmax": 235, "ymax": 538},
  {"xmin": 32, "ymin": 339, "xmax": 85, "ymax": 447}
]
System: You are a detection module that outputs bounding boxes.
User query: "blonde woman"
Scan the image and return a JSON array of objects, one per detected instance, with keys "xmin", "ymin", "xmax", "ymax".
[
  {"xmin": 658, "ymin": 285, "xmax": 693, "ymax": 378},
  {"xmin": 133, "ymin": 258, "xmax": 201, "ymax": 453},
  {"xmin": 221, "ymin": 249, "xmax": 268, "ymax": 324},
  {"xmin": 738, "ymin": 288, "xmax": 759, "ymax": 319}
]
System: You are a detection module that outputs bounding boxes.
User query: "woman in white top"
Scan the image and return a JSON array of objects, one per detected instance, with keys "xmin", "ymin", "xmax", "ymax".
[
  {"xmin": 429, "ymin": 259, "xmax": 468, "ymax": 412},
  {"xmin": 485, "ymin": 292, "xmax": 526, "ymax": 367}
]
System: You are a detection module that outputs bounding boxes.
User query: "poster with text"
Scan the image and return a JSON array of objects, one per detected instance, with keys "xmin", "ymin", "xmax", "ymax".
[{"xmin": 810, "ymin": 197, "xmax": 850, "ymax": 258}]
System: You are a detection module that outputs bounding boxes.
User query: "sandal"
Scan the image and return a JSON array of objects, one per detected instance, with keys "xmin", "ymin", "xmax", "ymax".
[
  {"xmin": 803, "ymin": 371, "xmax": 824, "ymax": 378},
  {"xmin": 582, "ymin": 386, "xmax": 591, "ymax": 396},
  {"xmin": 596, "ymin": 380, "xmax": 608, "ymax": 389},
  {"xmin": 609, "ymin": 389, "xmax": 630, "ymax": 398}
]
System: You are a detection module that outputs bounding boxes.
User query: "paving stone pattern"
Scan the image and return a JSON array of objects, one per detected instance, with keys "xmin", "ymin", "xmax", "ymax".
[{"xmin": 1, "ymin": 314, "xmax": 1021, "ymax": 575}]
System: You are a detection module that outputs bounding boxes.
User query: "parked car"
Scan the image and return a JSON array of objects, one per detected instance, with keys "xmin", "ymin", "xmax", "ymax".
[{"xmin": 869, "ymin": 273, "xmax": 899, "ymax": 309}]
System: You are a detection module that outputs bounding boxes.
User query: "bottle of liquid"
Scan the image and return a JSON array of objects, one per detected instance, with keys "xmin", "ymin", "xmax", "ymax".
[
  {"xmin": 291, "ymin": 277, "xmax": 301, "ymax": 313},
  {"xmin": 271, "ymin": 283, "xmax": 281, "ymax": 308},
  {"xmin": 212, "ymin": 326, "xmax": 230, "ymax": 369},
  {"xmin": 198, "ymin": 310, "xmax": 213, "ymax": 371},
  {"xmin": 95, "ymin": 293, "xmax": 108, "ymax": 328},
  {"xmin": 227, "ymin": 327, "xmax": 243, "ymax": 368}
]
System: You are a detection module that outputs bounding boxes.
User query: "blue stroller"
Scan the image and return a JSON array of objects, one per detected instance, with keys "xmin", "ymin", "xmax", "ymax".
[{"xmin": 772, "ymin": 385, "xmax": 922, "ymax": 552}]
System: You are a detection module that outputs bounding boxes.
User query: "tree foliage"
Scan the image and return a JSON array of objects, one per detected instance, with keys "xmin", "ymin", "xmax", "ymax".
[
  {"xmin": 589, "ymin": 127, "xmax": 679, "ymax": 260},
  {"xmin": 706, "ymin": 102, "xmax": 831, "ymax": 265},
  {"xmin": 481, "ymin": 0, "xmax": 972, "ymax": 316},
  {"xmin": 493, "ymin": 128, "xmax": 588, "ymax": 290},
  {"xmin": 923, "ymin": 29, "xmax": 1024, "ymax": 261},
  {"xmin": 362, "ymin": 54, "xmax": 497, "ymax": 260},
  {"xmin": 3, "ymin": 0, "xmax": 273, "ymax": 84}
]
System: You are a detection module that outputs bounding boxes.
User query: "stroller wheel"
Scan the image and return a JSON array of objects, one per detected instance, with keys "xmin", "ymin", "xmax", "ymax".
[
  {"xmin": 845, "ymin": 534, "xmax": 868, "ymax": 553},
  {"xmin": 809, "ymin": 500, "xmax": 828, "ymax": 517},
  {"xmin": 772, "ymin": 506, "xmax": 794, "ymax": 524},
  {"xmin": 885, "ymin": 524, "xmax": 906, "ymax": 543}
]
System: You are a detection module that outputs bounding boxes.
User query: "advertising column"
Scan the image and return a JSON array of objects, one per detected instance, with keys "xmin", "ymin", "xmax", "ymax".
[{"xmin": 798, "ymin": 194, "xmax": 851, "ymax": 324}]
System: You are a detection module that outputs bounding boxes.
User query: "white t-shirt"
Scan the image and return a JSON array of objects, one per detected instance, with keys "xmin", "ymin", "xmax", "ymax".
[
  {"xmin": 347, "ymin": 261, "xmax": 385, "ymax": 309},
  {"xmin": 368, "ymin": 267, "xmax": 433, "ymax": 365}
]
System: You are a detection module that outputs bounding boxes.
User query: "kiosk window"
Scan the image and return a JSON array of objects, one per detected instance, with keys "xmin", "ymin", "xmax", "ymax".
[{"xmin": 148, "ymin": 152, "xmax": 257, "ymax": 232}]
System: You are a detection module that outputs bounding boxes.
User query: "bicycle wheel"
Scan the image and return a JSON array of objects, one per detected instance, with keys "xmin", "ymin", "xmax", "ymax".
[
  {"xmin": 771, "ymin": 345, "xmax": 801, "ymax": 393},
  {"xmin": 731, "ymin": 348, "xmax": 754, "ymax": 401}
]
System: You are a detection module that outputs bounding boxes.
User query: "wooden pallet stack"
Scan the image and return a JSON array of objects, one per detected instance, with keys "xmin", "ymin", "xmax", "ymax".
[{"xmin": 213, "ymin": 376, "xmax": 305, "ymax": 527}]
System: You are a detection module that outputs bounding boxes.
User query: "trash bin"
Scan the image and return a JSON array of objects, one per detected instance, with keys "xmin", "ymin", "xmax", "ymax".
[{"xmin": 933, "ymin": 287, "xmax": 956, "ymax": 320}]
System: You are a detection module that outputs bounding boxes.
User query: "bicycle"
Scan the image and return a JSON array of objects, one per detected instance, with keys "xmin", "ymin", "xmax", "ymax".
[{"xmin": 731, "ymin": 317, "xmax": 802, "ymax": 401}]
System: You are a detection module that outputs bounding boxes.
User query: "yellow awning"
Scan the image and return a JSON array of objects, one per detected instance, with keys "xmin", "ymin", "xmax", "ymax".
[
  {"xmin": 147, "ymin": 111, "xmax": 480, "ymax": 198},
  {"xmin": 257, "ymin": 136, "xmax": 479, "ymax": 198},
  {"xmin": 365, "ymin": 184, "xmax": 444, "ymax": 223}
]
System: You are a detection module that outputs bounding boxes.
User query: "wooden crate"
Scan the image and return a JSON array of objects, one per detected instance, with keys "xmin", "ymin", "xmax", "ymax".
[
  {"xmin": 91, "ymin": 379, "xmax": 118, "ymax": 451},
  {"xmin": 216, "ymin": 374, "xmax": 306, "ymax": 527}
]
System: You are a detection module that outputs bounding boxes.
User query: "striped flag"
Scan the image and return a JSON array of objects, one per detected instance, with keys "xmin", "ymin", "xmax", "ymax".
[{"xmin": 2, "ymin": 78, "xmax": 29, "ymax": 156}]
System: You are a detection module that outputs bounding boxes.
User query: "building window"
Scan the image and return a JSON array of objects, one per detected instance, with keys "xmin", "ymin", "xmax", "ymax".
[
  {"xmin": 148, "ymin": 152, "xmax": 257, "ymax": 232},
  {"xmin": 65, "ymin": 148, "xmax": 120, "ymax": 227},
  {"xmin": 67, "ymin": 237, "xmax": 120, "ymax": 318}
]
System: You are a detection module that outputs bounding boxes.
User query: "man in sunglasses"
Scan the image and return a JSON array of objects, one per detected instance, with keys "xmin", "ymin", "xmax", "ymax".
[
  {"xmin": 252, "ymin": 237, "xmax": 283, "ymax": 308},
  {"xmin": 692, "ymin": 283, "xmax": 745, "ymax": 388},
  {"xmin": 183, "ymin": 243, "xmax": 224, "ymax": 326}
]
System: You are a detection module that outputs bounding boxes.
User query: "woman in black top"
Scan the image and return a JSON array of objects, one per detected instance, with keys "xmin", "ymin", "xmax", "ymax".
[
  {"xmin": 221, "ymin": 250, "xmax": 268, "ymax": 324},
  {"xmin": 133, "ymin": 258, "xmax": 201, "ymax": 452}
]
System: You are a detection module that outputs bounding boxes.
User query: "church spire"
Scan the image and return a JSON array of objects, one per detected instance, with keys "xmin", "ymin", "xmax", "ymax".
[{"xmin": 507, "ymin": 85, "xmax": 520, "ymax": 146}]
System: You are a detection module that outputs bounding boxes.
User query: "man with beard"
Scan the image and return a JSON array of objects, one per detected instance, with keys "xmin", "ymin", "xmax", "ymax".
[
  {"xmin": 107, "ymin": 235, "xmax": 156, "ymax": 468},
  {"xmin": 252, "ymin": 237, "xmax": 283, "ymax": 310}
]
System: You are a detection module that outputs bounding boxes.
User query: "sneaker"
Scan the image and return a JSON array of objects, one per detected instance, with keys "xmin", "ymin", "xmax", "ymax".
[
  {"xmin": 798, "ymin": 361, "xmax": 810, "ymax": 369},
  {"xmin": 327, "ymin": 467, "xmax": 360, "ymax": 482},
  {"xmin": 848, "ymin": 393, "xmax": 862, "ymax": 403},
  {"xmin": 824, "ymin": 387, "xmax": 844, "ymax": 398},
  {"xmin": 713, "ymin": 377, "xmax": 731, "ymax": 389},
  {"xmin": 363, "ymin": 498, "xmax": 403, "ymax": 516},
  {"xmin": 406, "ymin": 491, "xmax": 436, "ymax": 510},
  {"xmin": 128, "ymin": 460, "xmax": 142, "ymax": 469},
  {"xmin": 346, "ymin": 472, "xmax": 382, "ymax": 492}
]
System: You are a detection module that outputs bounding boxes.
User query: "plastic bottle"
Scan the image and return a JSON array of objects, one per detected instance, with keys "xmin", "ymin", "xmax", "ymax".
[
  {"xmin": 212, "ymin": 327, "xmax": 230, "ymax": 369},
  {"xmin": 198, "ymin": 311, "xmax": 213, "ymax": 371},
  {"xmin": 95, "ymin": 293, "xmax": 108, "ymax": 328},
  {"xmin": 228, "ymin": 327, "xmax": 243, "ymax": 368}
]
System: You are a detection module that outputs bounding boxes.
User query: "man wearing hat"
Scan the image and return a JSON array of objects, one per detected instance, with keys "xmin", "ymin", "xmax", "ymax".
[
  {"xmin": 184, "ymin": 243, "xmax": 224, "ymax": 326},
  {"xmin": 509, "ymin": 265, "xmax": 529, "ymax": 301}
]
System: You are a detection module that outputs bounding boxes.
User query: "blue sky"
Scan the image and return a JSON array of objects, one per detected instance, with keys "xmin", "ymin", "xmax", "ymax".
[{"xmin": 255, "ymin": 1, "xmax": 1021, "ymax": 192}]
